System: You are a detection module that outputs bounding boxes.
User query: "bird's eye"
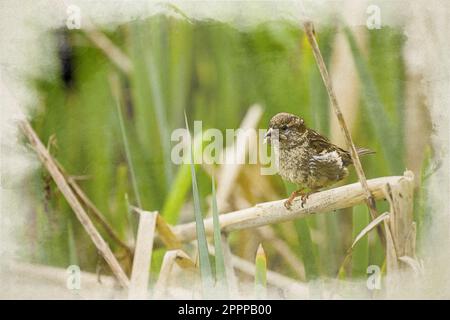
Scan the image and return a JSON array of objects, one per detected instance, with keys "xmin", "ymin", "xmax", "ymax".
[{"xmin": 281, "ymin": 125, "xmax": 288, "ymax": 130}]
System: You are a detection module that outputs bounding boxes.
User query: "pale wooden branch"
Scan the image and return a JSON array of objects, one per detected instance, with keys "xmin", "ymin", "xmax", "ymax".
[
  {"xmin": 19, "ymin": 119, "xmax": 130, "ymax": 288},
  {"xmin": 128, "ymin": 211, "xmax": 157, "ymax": 299},
  {"xmin": 302, "ymin": 20, "xmax": 386, "ymax": 246},
  {"xmin": 154, "ymin": 174, "xmax": 409, "ymax": 247}
]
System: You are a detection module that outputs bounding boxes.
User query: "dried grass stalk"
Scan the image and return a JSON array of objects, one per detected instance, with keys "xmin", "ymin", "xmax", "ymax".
[
  {"xmin": 128, "ymin": 211, "xmax": 157, "ymax": 299},
  {"xmin": 19, "ymin": 119, "xmax": 130, "ymax": 288}
]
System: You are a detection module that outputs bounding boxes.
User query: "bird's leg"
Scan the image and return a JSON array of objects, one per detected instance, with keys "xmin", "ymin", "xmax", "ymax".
[
  {"xmin": 284, "ymin": 188, "xmax": 305, "ymax": 210},
  {"xmin": 299, "ymin": 188, "xmax": 320, "ymax": 208}
]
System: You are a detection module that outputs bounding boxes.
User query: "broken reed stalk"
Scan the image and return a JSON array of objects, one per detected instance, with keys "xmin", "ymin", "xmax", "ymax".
[
  {"xmin": 128, "ymin": 211, "xmax": 157, "ymax": 299},
  {"xmin": 302, "ymin": 21, "xmax": 386, "ymax": 247},
  {"xmin": 153, "ymin": 249, "xmax": 197, "ymax": 299},
  {"xmin": 382, "ymin": 172, "xmax": 416, "ymax": 275},
  {"xmin": 130, "ymin": 206, "xmax": 182, "ymax": 249},
  {"xmin": 154, "ymin": 174, "xmax": 409, "ymax": 248},
  {"xmin": 19, "ymin": 119, "xmax": 130, "ymax": 288}
]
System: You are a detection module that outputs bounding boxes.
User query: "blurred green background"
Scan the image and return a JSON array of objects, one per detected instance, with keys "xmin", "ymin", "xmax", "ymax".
[{"xmin": 27, "ymin": 15, "xmax": 431, "ymax": 287}]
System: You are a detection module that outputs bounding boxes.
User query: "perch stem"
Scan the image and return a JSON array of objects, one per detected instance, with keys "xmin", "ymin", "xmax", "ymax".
[{"xmin": 153, "ymin": 175, "xmax": 409, "ymax": 248}]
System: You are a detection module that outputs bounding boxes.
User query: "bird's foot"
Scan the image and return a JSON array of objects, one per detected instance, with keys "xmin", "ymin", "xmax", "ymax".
[
  {"xmin": 284, "ymin": 199, "xmax": 293, "ymax": 210},
  {"xmin": 284, "ymin": 189, "xmax": 305, "ymax": 210},
  {"xmin": 284, "ymin": 189, "xmax": 317, "ymax": 210},
  {"xmin": 300, "ymin": 192, "xmax": 312, "ymax": 208}
]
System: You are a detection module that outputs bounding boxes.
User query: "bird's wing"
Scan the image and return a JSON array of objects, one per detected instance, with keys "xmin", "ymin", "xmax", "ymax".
[
  {"xmin": 309, "ymin": 150, "xmax": 348, "ymax": 183},
  {"xmin": 306, "ymin": 129, "xmax": 331, "ymax": 153},
  {"xmin": 307, "ymin": 129, "xmax": 352, "ymax": 165}
]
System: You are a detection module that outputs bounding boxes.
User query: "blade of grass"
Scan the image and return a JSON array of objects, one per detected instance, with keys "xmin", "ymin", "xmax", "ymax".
[
  {"xmin": 255, "ymin": 244, "xmax": 267, "ymax": 299},
  {"xmin": 338, "ymin": 211, "xmax": 389, "ymax": 279},
  {"xmin": 285, "ymin": 181, "xmax": 319, "ymax": 280},
  {"xmin": 161, "ymin": 132, "xmax": 203, "ymax": 224},
  {"xmin": 184, "ymin": 112, "xmax": 213, "ymax": 296},
  {"xmin": 352, "ymin": 212, "xmax": 390, "ymax": 250},
  {"xmin": 351, "ymin": 205, "xmax": 370, "ymax": 278},
  {"xmin": 145, "ymin": 52, "xmax": 174, "ymax": 189},
  {"xmin": 294, "ymin": 218, "xmax": 319, "ymax": 280},
  {"xmin": 128, "ymin": 20, "xmax": 167, "ymax": 208},
  {"xmin": 111, "ymin": 75, "xmax": 142, "ymax": 208},
  {"xmin": 211, "ymin": 176, "xmax": 228, "ymax": 295}
]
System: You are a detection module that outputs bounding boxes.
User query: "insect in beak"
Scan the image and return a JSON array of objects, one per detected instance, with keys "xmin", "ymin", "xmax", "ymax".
[{"xmin": 263, "ymin": 128, "xmax": 273, "ymax": 144}]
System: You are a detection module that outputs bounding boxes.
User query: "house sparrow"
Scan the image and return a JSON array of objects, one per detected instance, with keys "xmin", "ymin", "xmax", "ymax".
[{"xmin": 264, "ymin": 112, "xmax": 374, "ymax": 210}]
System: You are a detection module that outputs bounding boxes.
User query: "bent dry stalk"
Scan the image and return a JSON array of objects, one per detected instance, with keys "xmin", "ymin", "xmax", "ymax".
[
  {"xmin": 302, "ymin": 20, "xmax": 386, "ymax": 247},
  {"xmin": 19, "ymin": 119, "xmax": 130, "ymax": 288}
]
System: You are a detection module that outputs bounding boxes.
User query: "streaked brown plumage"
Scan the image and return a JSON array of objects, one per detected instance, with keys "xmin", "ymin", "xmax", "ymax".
[{"xmin": 265, "ymin": 112, "xmax": 374, "ymax": 209}]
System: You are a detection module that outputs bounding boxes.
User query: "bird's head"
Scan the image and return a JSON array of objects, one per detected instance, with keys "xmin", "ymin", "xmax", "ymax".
[{"xmin": 264, "ymin": 112, "xmax": 307, "ymax": 147}]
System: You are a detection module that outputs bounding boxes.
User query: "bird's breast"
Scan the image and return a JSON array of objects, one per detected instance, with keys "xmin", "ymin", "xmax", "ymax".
[{"xmin": 277, "ymin": 145, "xmax": 310, "ymax": 184}]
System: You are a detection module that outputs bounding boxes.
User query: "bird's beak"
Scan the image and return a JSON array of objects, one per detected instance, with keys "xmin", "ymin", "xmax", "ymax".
[{"xmin": 263, "ymin": 128, "xmax": 273, "ymax": 144}]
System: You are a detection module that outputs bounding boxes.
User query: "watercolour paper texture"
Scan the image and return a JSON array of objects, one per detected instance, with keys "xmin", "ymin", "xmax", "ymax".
[{"xmin": 1, "ymin": 0, "xmax": 449, "ymax": 299}]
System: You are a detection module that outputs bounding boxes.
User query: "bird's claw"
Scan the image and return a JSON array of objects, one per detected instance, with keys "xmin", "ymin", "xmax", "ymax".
[
  {"xmin": 284, "ymin": 199, "xmax": 293, "ymax": 210},
  {"xmin": 300, "ymin": 193, "xmax": 310, "ymax": 208},
  {"xmin": 284, "ymin": 190, "xmax": 314, "ymax": 210}
]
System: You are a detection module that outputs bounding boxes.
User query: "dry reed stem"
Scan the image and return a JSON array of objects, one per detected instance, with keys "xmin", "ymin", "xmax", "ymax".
[
  {"xmin": 128, "ymin": 211, "xmax": 157, "ymax": 299},
  {"xmin": 54, "ymin": 160, "xmax": 133, "ymax": 257},
  {"xmin": 302, "ymin": 21, "xmax": 386, "ymax": 246},
  {"xmin": 214, "ymin": 104, "xmax": 263, "ymax": 212},
  {"xmin": 19, "ymin": 119, "xmax": 130, "ymax": 288},
  {"xmin": 154, "ymin": 174, "xmax": 409, "ymax": 247},
  {"xmin": 156, "ymin": 215, "xmax": 182, "ymax": 249},
  {"xmin": 83, "ymin": 20, "xmax": 132, "ymax": 75},
  {"xmin": 153, "ymin": 250, "xmax": 197, "ymax": 299}
]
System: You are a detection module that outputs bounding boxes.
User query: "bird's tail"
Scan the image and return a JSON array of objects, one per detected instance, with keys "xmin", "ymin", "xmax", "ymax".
[{"xmin": 356, "ymin": 147, "xmax": 375, "ymax": 157}]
